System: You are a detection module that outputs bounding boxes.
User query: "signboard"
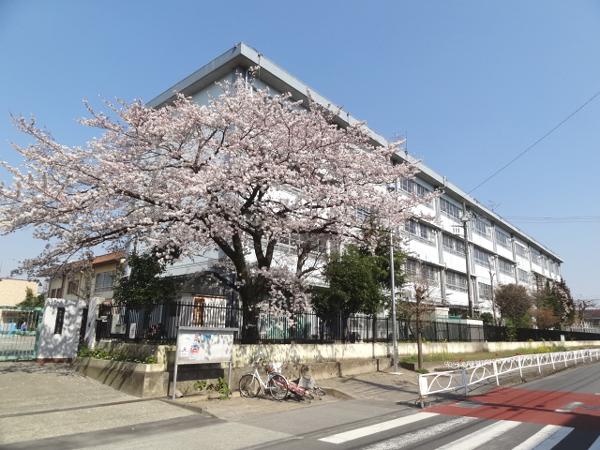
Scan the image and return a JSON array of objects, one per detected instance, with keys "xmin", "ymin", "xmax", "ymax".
[
  {"xmin": 176, "ymin": 327, "xmax": 234, "ymax": 364},
  {"xmin": 172, "ymin": 327, "xmax": 237, "ymax": 400}
]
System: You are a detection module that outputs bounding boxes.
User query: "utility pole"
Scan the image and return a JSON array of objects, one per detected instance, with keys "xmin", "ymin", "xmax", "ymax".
[
  {"xmin": 389, "ymin": 229, "xmax": 399, "ymax": 371},
  {"xmin": 461, "ymin": 212, "xmax": 474, "ymax": 318},
  {"xmin": 488, "ymin": 255, "xmax": 498, "ymax": 326}
]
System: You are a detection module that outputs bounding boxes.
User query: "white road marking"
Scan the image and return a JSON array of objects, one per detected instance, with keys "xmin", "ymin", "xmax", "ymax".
[
  {"xmin": 360, "ymin": 416, "xmax": 477, "ymax": 450},
  {"xmin": 589, "ymin": 436, "xmax": 600, "ymax": 450},
  {"xmin": 512, "ymin": 424, "xmax": 573, "ymax": 450},
  {"xmin": 318, "ymin": 412, "xmax": 438, "ymax": 444},
  {"xmin": 436, "ymin": 419, "xmax": 521, "ymax": 450}
]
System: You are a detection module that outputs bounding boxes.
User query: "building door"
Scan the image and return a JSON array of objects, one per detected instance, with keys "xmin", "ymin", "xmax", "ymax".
[{"xmin": 192, "ymin": 296, "xmax": 205, "ymax": 326}]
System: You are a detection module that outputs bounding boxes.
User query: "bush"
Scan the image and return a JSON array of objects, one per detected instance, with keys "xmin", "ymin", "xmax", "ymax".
[{"xmin": 77, "ymin": 345, "xmax": 158, "ymax": 364}]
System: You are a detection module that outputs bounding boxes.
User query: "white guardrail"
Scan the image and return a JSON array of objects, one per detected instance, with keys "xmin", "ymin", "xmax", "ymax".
[{"xmin": 418, "ymin": 348, "xmax": 600, "ymax": 400}]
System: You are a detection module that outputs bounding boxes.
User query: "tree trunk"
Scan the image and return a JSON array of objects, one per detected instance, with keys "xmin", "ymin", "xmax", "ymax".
[
  {"xmin": 239, "ymin": 282, "xmax": 265, "ymax": 344},
  {"xmin": 416, "ymin": 314, "xmax": 424, "ymax": 371}
]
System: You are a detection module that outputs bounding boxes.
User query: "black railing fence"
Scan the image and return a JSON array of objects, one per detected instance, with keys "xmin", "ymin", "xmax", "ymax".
[{"xmin": 95, "ymin": 302, "xmax": 600, "ymax": 344}]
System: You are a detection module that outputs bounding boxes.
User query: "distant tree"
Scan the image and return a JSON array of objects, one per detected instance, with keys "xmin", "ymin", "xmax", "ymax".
[
  {"xmin": 479, "ymin": 312, "xmax": 494, "ymax": 325},
  {"xmin": 574, "ymin": 299, "xmax": 594, "ymax": 327},
  {"xmin": 18, "ymin": 287, "xmax": 45, "ymax": 308},
  {"xmin": 494, "ymin": 283, "xmax": 532, "ymax": 327},
  {"xmin": 533, "ymin": 280, "xmax": 575, "ymax": 328},
  {"xmin": 113, "ymin": 250, "xmax": 180, "ymax": 306}
]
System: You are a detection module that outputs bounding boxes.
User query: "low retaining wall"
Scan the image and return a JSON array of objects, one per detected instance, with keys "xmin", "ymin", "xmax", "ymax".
[
  {"xmin": 73, "ymin": 357, "xmax": 169, "ymax": 398},
  {"xmin": 88, "ymin": 339, "xmax": 600, "ymax": 398}
]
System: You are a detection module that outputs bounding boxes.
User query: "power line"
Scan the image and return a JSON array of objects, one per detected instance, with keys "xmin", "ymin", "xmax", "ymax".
[
  {"xmin": 506, "ymin": 215, "xmax": 600, "ymax": 224},
  {"xmin": 469, "ymin": 89, "xmax": 600, "ymax": 194}
]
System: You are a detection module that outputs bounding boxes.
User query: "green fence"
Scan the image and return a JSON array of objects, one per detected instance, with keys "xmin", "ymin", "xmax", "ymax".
[{"xmin": 0, "ymin": 306, "xmax": 43, "ymax": 361}]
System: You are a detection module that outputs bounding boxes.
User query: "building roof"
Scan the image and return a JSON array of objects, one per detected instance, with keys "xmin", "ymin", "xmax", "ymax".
[
  {"xmin": 148, "ymin": 42, "xmax": 562, "ymax": 262},
  {"xmin": 92, "ymin": 251, "xmax": 125, "ymax": 266}
]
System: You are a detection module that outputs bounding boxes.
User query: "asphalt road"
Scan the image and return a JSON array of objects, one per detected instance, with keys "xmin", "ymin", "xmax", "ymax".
[{"xmin": 257, "ymin": 362, "xmax": 600, "ymax": 450}]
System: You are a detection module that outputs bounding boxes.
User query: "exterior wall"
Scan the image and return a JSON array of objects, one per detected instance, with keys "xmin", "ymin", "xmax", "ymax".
[{"xmin": 0, "ymin": 279, "xmax": 38, "ymax": 306}]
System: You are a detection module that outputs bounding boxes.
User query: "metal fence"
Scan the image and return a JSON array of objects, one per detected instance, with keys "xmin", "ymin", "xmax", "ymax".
[
  {"xmin": 95, "ymin": 302, "xmax": 600, "ymax": 344},
  {"xmin": 418, "ymin": 348, "xmax": 600, "ymax": 401}
]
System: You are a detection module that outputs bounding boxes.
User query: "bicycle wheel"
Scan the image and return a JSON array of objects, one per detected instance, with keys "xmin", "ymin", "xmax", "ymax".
[
  {"xmin": 267, "ymin": 373, "xmax": 289, "ymax": 400},
  {"xmin": 239, "ymin": 374, "xmax": 260, "ymax": 398}
]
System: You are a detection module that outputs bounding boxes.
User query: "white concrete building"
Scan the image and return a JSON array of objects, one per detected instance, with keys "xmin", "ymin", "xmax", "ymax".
[{"xmin": 148, "ymin": 43, "xmax": 563, "ymax": 316}]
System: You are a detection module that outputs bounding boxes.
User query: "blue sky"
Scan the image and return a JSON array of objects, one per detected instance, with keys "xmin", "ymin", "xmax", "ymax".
[{"xmin": 0, "ymin": 1, "xmax": 599, "ymax": 300}]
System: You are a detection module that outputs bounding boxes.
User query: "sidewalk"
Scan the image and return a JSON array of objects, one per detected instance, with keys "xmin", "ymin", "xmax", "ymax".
[{"xmin": 318, "ymin": 369, "xmax": 421, "ymax": 404}]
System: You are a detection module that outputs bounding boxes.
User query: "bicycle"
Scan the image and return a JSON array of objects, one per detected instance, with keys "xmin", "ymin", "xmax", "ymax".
[{"xmin": 238, "ymin": 360, "xmax": 289, "ymax": 400}]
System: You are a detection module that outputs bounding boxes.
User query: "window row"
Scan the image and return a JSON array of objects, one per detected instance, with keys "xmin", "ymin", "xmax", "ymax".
[
  {"xmin": 278, "ymin": 233, "xmax": 328, "ymax": 254},
  {"xmin": 404, "ymin": 219, "xmax": 436, "ymax": 244}
]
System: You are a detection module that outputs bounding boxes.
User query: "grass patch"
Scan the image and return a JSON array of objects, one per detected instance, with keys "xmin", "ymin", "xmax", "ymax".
[{"xmin": 400, "ymin": 344, "xmax": 598, "ymax": 365}]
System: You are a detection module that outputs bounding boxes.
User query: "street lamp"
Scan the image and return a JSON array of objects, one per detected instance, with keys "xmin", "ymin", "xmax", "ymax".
[{"xmin": 389, "ymin": 229, "xmax": 399, "ymax": 371}]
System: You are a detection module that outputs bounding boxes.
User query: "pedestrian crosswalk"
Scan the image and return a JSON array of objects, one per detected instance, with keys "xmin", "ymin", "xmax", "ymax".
[{"xmin": 317, "ymin": 411, "xmax": 598, "ymax": 449}]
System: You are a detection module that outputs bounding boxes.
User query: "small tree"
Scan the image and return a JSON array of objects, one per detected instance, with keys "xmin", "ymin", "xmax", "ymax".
[
  {"xmin": 113, "ymin": 251, "xmax": 180, "ymax": 306},
  {"xmin": 312, "ymin": 245, "xmax": 385, "ymax": 340},
  {"xmin": 18, "ymin": 287, "xmax": 45, "ymax": 308},
  {"xmin": 397, "ymin": 262, "xmax": 437, "ymax": 371},
  {"xmin": 494, "ymin": 283, "xmax": 532, "ymax": 328}
]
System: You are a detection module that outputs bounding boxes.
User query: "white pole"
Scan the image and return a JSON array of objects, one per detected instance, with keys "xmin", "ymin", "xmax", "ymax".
[{"xmin": 390, "ymin": 230, "xmax": 399, "ymax": 371}]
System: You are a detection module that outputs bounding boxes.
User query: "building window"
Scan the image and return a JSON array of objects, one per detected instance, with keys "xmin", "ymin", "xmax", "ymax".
[
  {"xmin": 473, "ymin": 216, "xmax": 491, "ymax": 238},
  {"xmin": 279, "ymin": 232, "xmax": 328, "ymax": 254},
  {"xmin": 515, "ymin": 243, "xmax": 528, "ymax": 258},
  {"xmin": 405, "ymin": 259, "xmax": 439, "ymax": 286},
  {"xmin": 446, "ymin": 271, "xmax": 468, "ymax": 292},
  {"xmin": 49, "ymin": 288, "xmax": 63, "ymax": 298},
  {"xmin": 531, "ymin": 248, "xmax": 542, "ymax": 265},
  {"xmin": 404, "ymin": 220, "xmax": 436, "ymax": 244},
  {"xmin": 442, "ymin": 234, "xmax": 465, "ymax": 256},
  {"xmin": 440, "ymin": 198, "xmax": 462, "ymax": 221},
  {"xmin": 67, "ymin": 280, "xmax": 79, "ymax": 296},
  {"xmin": 473, "ymin": 247, "xmax": 492, "ymax": 268},
  {"xmin": 495, "ymin": 228, "xmax": 511, "ymax": 249},
  {"xmin": 95, "ymin": 271, "xmax": 116, "ymax": 291},
  {"xmin": 498, "ymin": 258, "xmax": 514, "ymax": 275},
  {"xmin": 478, "ymin": 282, "xmax": 492, "ymax": 300},
  {"xmin": 54, "ymin": 307, "xmax": 65, "ymax": 335},
  {"xmin": 517, "ymin": 268, "xmax": 529, "ymax": 283}
]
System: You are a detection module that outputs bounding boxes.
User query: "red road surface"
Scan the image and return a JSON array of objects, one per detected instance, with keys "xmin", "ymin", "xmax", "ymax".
[{"xmin": 427, "ymin": 386, "xmax": 600, "ymax": 430}]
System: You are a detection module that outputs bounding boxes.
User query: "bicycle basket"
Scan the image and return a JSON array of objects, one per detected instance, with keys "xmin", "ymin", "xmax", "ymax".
[{"xmin": 265, "ymin": 362, "xmax": 282, "ymax": 373}]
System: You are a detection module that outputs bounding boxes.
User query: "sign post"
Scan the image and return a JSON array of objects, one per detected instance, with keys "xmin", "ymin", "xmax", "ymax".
[{"xmin": 172, "ymin": 327, "xmax": 237, "ymax": 401}]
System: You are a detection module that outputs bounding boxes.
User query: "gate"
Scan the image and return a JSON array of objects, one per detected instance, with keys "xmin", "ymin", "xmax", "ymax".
[{"xmin": 0, "ymin": 306, "xmax": 43, "ymax": 361}]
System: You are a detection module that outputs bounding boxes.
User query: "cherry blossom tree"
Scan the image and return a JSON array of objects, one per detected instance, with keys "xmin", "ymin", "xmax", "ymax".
[{"xmin": 0, "ymin": 76, "xmax": 433, "ymax": 341}]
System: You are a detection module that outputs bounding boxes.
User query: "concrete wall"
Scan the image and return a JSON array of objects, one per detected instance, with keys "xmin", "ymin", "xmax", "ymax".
[
  {"xmin": 38, "ymin": 298, "xmax": 86, "ymax": 360},
  {"xmin": 74, "ymin": 357, "xmax": 169, "ymax": 398},
  {"xmin": 0, "ymin": 278, "xmax": 38, "ymax": 306}
]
